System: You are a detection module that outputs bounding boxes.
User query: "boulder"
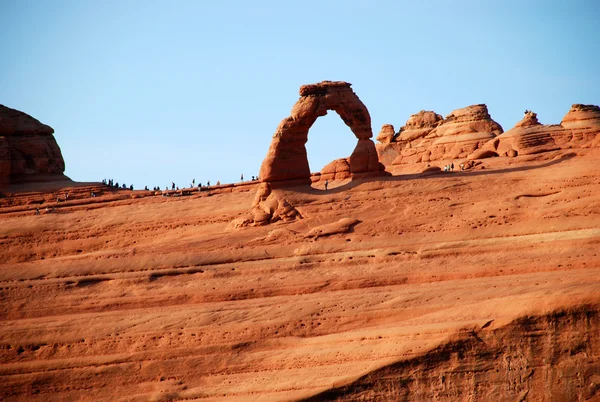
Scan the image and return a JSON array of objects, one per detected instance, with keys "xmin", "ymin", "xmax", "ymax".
[{"xmin": 320, "ymin": 158, "xmax": 351, "ymax": 181}]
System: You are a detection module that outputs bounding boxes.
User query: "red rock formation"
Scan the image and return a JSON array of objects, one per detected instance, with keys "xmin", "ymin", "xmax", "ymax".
[
  {"xmin": 320, "ymin": 158, "xmax": 351, "ymax": 181},
  {"xmin": 0, "ymin": 105, "xmax": 67, "ymax": 188},
  {"xmin": 259, "ymin": 81, "xmax": 385, "ymax": 185},
  {"xmin": 377, "ymin": 105, "xmax": 502, "ymax": 166},
  {"xmin": 397, "ymin": 110, "xmax": 444, "ymax": 142},
  {"xmin": 304, "ymin": 305, "xmax": 600, "ymax": 401},
  {"xmin": 251, "ymin": 182, "xmax": 302, "ymax": 225},
  {"xmin": 476, "ymin": 105, "xmax": 600, "ymax": 158},
  {"xmin": 561, "ymin": 104, "xmax": 600, "ymax": 129},
  {"xmin": 375, "ymin": 124, "xmax": 395, "ymax": 144}
]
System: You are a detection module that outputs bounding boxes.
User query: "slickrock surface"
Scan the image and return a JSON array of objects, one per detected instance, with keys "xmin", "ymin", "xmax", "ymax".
[
  {"xmin": 259, "ymin": 81, "xmax": 384, "ymax": 185},
  {"xmin": 0, "ymin": 105, "xmax": 67, "ymax": 188},
  {"xmin": 1, "ymin": 148, "xmax": 599, "ymax": 401},
  {"xmin": 480, "ymin": 104, "xmax": 600, "ymax": 157},
  {"xmin": 377, "ymin": 105, "xmax": 502, "ymax": 166}
]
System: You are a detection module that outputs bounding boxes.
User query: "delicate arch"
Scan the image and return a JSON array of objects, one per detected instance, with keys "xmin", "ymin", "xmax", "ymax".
[{"xmin": 259, "ymin": 81, "xmax": 382, "ymax": 185}]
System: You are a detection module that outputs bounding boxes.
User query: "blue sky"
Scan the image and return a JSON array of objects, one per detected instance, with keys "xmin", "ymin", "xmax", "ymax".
[{"xmin": 1, "ymin": 0, "xmax": 599, "ymax": 188}]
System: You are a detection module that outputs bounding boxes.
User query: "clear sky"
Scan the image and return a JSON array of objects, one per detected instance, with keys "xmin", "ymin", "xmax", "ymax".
[{"xmin": 1, "ymin": 0, "xmax": 599, "ymax": 188}]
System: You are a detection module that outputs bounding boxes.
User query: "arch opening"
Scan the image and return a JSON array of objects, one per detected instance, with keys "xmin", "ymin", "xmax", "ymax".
[
  {"xmin": 305, "ymin": 110, "xmax": 358, "ymax": 174},
  {"xmin": 259, "ymin": 81, "xmax": 385, "ymax": 186}
]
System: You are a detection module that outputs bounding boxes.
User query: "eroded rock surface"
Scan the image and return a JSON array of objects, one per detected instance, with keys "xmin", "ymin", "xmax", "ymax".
[
  {"xmin": 375, "ymin": 124, "xmax": 395, "ymax": 144},
  {"xmin": 377, "ymin": 105, "xmax": 502, "ymax": 166},
  {"xmin": 320, "ymin": 158, "xmax": 351, "ymax": 181},
  {"xmin": 304, "ymin": 218, "xmax": 360, "ymax": 239},
  {"xmin": 251, "ymin": 182, "xmax": 302, "ymax": 225},
  {"xmin": 304, "ymin": 305, "xmax": 600, "ymax": 401},
  {"xmin": 0, "ymin": 105, "xmax": 67, "ymax": 187},
  {"xmin": 477, "ymin": 105, "xmax": 600, "ymax": 158},
  {"xmin": 1, "ymin": 147, "xmax": 600, "ymax": 401},
  {"xmin": 259, "ymin": 81, "xmax": 385, "ymax": 185}
]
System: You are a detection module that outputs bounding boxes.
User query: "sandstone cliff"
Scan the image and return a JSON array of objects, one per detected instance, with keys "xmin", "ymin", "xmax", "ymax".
[
  {"xmin": 0, "ymin": 105, "xmax": 67, "ymax": 188},
  {"xmin": 377, "ymin": 105, "xmax": 503, "ymax": 166}
]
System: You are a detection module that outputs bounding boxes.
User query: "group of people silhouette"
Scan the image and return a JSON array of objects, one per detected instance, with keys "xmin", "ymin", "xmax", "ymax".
[
  {"xmin": 101, "ymin": 174, "xmax": 260, "ymax": 195},
  {"xmin": 102, "ymin": 178, "xmax": 133, "ymax": 190}
]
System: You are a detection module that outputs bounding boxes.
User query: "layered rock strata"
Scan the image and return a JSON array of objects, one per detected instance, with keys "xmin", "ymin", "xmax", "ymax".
[
  {"xmin": 0, "ymin": 105, "xmax": 67, "ymax": 187},
  {"xmin": 259, "ymin": 81, "xmax": 385, "ymax": 186},
  {"xmin": 304, "ymin": 305, "xmax": 600, "ymax": 401},
  {"xmin": 377, "ymin": 105, "xmax": 502, "ymax": 166},
  {"xmin": 477, "ymin": 104, "xmax": 600, "ymax": 157}
]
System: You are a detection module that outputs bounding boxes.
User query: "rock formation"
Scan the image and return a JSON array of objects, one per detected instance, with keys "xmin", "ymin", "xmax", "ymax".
[
  {"xmin": 259, "ymin": 81, "xmax": 385, "ymax": 186},
  {"xmin": 475, "ymin": 104, "xmax": 600, "ymax": 158},
  {"xmin": 305, "ymin": 305, "xmax": 600, "ymax": 401},
  {"xmin": 375, "ymin": 124, "xmax": 395, "ymax": 144},
  {"xmin": 319, "ymin": 158, "xmax": 351, "ymax": 181},
  {"xmin": 0, "ymin": 105, "xmax": 67, "ymax": 188},
  {"xmin": 377, "ymin": 104, "xmax": 502, "ymax": 166},
  {"xmin": 251, "ymin": 182, "xmax": 302, "ymax": 226}
]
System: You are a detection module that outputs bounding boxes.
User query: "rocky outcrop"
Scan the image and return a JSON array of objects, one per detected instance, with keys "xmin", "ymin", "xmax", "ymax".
[
  {"xmin": 561, "ymin": 104, "xmax": 600, "ymax": 129},
  {"xmin": 377, "ymin": 105, "xmax": 502, "ymax": 166},
  {"xmin": 251, "ymin": 182, "xmax": 302, "ymax": 226},
  {"xmin": 397, "ymin": 110, "xmax": 444, "ymax": 142},
  {"xmin": 375, "ymin": 124, "xmax": 395, "ymax": 144},
  {"xmin": 0, "ymin": 105, "xmax": 67, "ymax": 188},
  {"xmin": 304, "ymin": 305, "xmax": 600, "ymax": 401},
  {"xmin": 476, "ymin": 105, "xmax": 600, "ymax": 158},
  {"xmin": 259, "ymin": 81, "xmax": 386, "ymax": 186},
  {"xmin": 319, "ymin": 158, "xmax": 351, "ymax": 181}
]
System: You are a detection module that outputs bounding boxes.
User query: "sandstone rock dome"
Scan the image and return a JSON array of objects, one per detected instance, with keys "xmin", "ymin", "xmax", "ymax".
[{"xmin": 0, "ymin": 105, "xmax": 67, "ymax": 188}]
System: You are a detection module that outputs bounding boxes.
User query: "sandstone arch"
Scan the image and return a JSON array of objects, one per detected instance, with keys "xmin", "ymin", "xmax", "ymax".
[{"xmin": 259, "ymin": 81, "xmax": 383, "ymax": 185}]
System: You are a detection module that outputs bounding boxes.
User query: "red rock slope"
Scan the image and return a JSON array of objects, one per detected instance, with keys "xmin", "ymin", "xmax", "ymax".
[{"xmin": 1, "ymin": 148, "xmax": 599, "ymax": 400}]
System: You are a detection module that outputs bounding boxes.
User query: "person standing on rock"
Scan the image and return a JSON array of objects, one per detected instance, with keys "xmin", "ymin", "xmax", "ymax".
[
  {"xmin": 451, "ymin": 162, "xmax": 454, "ymax": 171},
  {"xmin": 325, "ymin": 180, "xmax": 329, "ymax": 191},
  {"xmin": 241, "ymin": 174, "xmax": 244, "ymax": 182},
  {"xmin": 35, "ymin": 207, "xmax": 40, "ymax": 216}
]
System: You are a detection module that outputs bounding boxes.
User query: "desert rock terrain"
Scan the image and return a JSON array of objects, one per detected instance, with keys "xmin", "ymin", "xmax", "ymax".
[
  {"xmin": 0, "ymin": 105, "xmax": 67, "ymax": 188},
  {"xmin": 1, "ymin": 146, "xmax": 600, "ymax": 400},
  {"xmin": 376, "ymin": 105, "xmax": 503, "ymax": 166}
]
